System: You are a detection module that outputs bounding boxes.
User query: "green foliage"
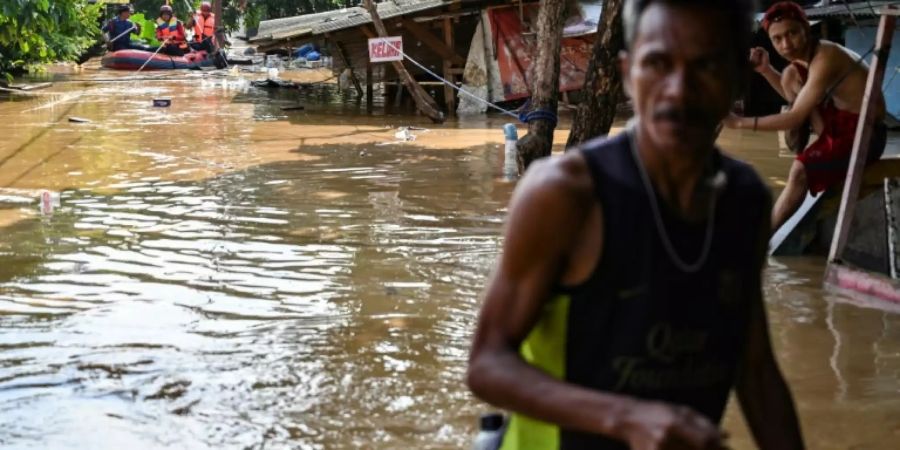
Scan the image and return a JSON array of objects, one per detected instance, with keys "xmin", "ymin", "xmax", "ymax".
[
  {"xmin": 130, "ymin": 0, "xmax": 196, "ymax": 24},
  {"xmin": 129, "ymin": 12, "xmax": 161, "ymax": 46},
  {"xmin": 0, "ymin": 0, "xmax": 102, "ymax": 80},
  {"xmin": 118, "ymin": 1, "xmax": 348, "ymax": 36}
]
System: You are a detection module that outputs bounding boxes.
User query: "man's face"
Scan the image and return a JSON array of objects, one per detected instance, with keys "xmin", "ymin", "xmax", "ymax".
[
  {"xmin": 162, "ymin": 12, "xmax": 172, "ymax": 21},
  {"xmin": 121, "ymin": 11, "xmax": 131, "ymax": 20},
  {"xmin": 767, "ymin": 19, "xmax": 809, "ymax": 61},
  {"xmin": 621, "ymin": 3, "xmax": 738, "ymax": 154}
]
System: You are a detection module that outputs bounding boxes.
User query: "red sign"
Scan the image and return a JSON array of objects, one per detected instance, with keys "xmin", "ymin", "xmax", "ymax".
[{"xmin": 368, "ymin": 37, "xmax": 403, "ymax": 63}]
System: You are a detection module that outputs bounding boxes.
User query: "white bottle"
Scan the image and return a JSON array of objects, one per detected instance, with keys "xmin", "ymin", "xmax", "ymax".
[
  {"xmin": 471, "ymin": 413, "xmax": 505, "ymax": 450},
  {"xmin": 503, "ymin": 123, "xmax": 518, "ymax": 180}
]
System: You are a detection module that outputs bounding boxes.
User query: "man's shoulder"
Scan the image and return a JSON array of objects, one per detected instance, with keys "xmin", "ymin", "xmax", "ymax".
[
  {"xmin": 517, "ymin": 151, "xmax": 595, "ymax": 208},
  {"xmin": 572, "ymin": 131, "xmax": 629, "ymax": 155},
  {"xmin": 814, "ymin": 41, "xmax": 856, "ymax": 70}
]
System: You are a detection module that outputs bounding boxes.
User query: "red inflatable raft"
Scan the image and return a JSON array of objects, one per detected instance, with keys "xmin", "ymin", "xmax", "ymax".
[{"xmin": 101, "ymin": 49, "xmax": 219, "ymax": 70}]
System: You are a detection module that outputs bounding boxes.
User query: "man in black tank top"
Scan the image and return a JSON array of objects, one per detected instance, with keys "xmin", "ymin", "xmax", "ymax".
[{"xmin": 467, "ymin": 1, "xmax": 806, "ymax": 449}]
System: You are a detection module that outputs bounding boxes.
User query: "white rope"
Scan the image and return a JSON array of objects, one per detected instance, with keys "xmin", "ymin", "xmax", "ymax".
[{"xmin": 380, "ymin": 39, "xmax": 519, "ymax": 118}]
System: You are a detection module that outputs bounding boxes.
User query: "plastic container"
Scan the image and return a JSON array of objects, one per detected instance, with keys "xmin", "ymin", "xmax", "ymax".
[
  {"xmin": 305, "ymin": 50, "xmax": 321, "ymax": 62},
  {"xmin": 471, "ymin": 413, "xmax": 505, "ymax": 450},
  {"xmin": 503, "ymin": 123, "xmax": 518, "ymax": 179},
  {"xmin": 294, "ymin": 43, "xmax": 316, "ymax": 58}
]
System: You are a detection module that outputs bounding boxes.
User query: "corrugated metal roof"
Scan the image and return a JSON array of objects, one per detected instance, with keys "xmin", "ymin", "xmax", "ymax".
[
  {"xmin": 252, "ymin": 0, "xmax": 449, "ymax": 43},
  {"xmin": 804, "ymin": 1, "xmax": 897, "ymax": 19}
]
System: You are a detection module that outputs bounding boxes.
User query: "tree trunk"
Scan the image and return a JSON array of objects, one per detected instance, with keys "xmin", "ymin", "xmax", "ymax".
[
  {"xmin": 213, "ymin": 0, "xmax": 226, "ymax": 49},
  {"xmin": 515, "ymin": 0, "xmax": 568, "ymax": 173},
  {"xmin": 363, "ymin": 0, "xmax": 444, "ymax": 123},
  {"xmin": 565, "ymin": 0, "xmax": 625, "ymax": 149}
]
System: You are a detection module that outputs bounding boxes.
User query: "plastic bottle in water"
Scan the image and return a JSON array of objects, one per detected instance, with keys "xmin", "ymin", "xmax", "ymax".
[
  {"xmin": 471, "ymin": 413, "xmax": 505, "ymax": 450},
  {"xmin": 503, "ymin": 123, "xmax": 518, "ymax": 180}
]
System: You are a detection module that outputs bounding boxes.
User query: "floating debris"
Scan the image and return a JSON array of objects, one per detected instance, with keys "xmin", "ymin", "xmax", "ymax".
[
  {"xmin": 153, "ymin": 98, "xmax": 171, "ymax": 107},
  {"xmin": 39, "ymin": 190, "xmax": 61, "ymax": 215},
  {"xmin": 68, "ymin": 116, "xmax": 90, "ymax": 123},
  {"xmin": 251, "ymin": 78, "xmax": 299, "ymax": 89}
]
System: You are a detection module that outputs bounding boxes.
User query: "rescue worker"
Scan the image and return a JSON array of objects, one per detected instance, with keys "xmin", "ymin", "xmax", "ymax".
[
  {"xmin": 186, "ymin": 1, "xmax": 217, "ymax": 53},
  {"xmin": 102, "ymin": 4, "xmax": 154, "ymax": 52},
  {"xmin": 155, "ymin": 4, "xmax": 189, "ymax": 57}
]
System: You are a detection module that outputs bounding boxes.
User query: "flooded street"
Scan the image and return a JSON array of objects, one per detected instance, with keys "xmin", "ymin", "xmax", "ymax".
[{"xmin": 0, "ymin": 65, "xmax": 898, "ymax": 449}]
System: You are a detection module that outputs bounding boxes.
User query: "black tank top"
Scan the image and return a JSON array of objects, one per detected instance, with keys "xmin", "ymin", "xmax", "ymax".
[{"xmin": 501, "ymin": 132, "xmax": 771, "ymax": 450}]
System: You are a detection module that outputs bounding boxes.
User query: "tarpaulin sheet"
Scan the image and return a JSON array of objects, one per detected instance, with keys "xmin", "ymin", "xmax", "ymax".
[{"xmin": 488, "ymin": 5, "xmax": 592, "ymax": 101}]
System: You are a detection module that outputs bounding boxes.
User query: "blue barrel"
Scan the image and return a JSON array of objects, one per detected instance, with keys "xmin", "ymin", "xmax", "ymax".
[{"xmin": 293, "ymin": 43, "xmax": 316, "ymax": 58}]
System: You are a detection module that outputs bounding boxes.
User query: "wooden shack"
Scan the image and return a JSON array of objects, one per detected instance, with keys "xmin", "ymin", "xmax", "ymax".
[{"xmin": 250, "ymin": 0, "xmax": 490, "ymax": 114}]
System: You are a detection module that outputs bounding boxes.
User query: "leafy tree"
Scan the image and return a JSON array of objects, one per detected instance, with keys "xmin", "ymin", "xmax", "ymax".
[{"xmin": 0, "ymin": 0, "xmax": 102, "ymax": 80}]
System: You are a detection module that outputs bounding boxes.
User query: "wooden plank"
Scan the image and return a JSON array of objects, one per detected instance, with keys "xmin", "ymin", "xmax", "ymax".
[
  {"xmin": 366, "ymin": 62, "xmax": 374, "ymax": 110},
  {"xmin": 401, "ymin": 18, "xmax": 466, "ymax": 66},
  {"xmin": 412, "ymin": 10, "xmax": 479, "ymax": 23},
  {"xmin": 442, "ymin": 17, "xmax": 456, "ymax": 116},
  {"xmin": 828, "ymin": 12, "xmax": 896, "ymax": 262},
  {"xmin": 336, "ymin": 41, "xmax": 364, "ymax": 98}
]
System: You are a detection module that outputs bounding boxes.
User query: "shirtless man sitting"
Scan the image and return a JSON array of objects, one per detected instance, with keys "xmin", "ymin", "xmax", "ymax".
[{"xmin": 725, "ymin": 1, "xmax": 887, "ymax": 232}]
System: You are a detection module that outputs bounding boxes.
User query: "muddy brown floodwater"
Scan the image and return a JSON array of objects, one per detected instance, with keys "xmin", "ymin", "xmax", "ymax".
[{"xmin": 0, "ymin": 63, "xmax": 898, "ymax": 449}]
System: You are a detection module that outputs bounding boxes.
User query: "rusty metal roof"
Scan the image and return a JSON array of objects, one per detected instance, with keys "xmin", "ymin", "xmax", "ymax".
[
  {"xmin": 804, "ymin": 1, "xmax": 897, "ymax": 20},
  {"xmin": 251, "ymin": 0, "xmax": 450, "ymax": 43}
]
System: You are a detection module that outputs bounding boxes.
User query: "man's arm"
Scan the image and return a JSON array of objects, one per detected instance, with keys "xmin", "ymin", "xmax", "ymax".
[
  {"xmin": 736, "ymin": 198, "xmax": 805, "ymax": 450},
  {"xmin": 467, "ymin": 154, "xmax": 723, "ymax": 449},
  {"xmin": 749, "ymin": 47, "xmax": 788, "ymax": 100},
  {"xmin": 727, "ymin": 55, "xmax": 836, "ymax": 131}
]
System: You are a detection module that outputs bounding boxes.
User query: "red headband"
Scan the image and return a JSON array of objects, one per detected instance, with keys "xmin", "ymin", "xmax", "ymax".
[{"xmin": 762, "ymin": 1, "xmax": 809, "ymax": 32}]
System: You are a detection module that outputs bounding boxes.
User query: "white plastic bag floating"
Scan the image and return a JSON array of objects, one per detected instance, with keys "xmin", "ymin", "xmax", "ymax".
[{"xmin": 394, "ymin": 128, "xmax": 415, "ymax": 142}]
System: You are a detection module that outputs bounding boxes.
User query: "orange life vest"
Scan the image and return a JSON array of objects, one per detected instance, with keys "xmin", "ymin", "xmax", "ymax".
[
  {"xmin": 156, "ymin": 17, "xmax": 188, "ymax": 49},
  {"xmin": 193, "ymin": 12, "xmax": 216, "ymax": 43}
]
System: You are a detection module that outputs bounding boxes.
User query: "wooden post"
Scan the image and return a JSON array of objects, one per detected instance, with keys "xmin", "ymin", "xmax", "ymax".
[
  {"xmin": 366, "ymin": 62, "xmax": 374, "ymax": 110},
  {"xmin": 394, "ymin": 79, "xmax": 404, "ymax": 107},
  {"xmin": 566, "ymin": 0, "xmax": 625, "ymax": 148},
  {"xmin": 442, "ymin": 18, "xmax": 456, "ymax": 116},
  {"xmin": 336, "ymin": 41, "xmax": 364, "ymax": 98},
  {"xmin": 363, "ymin": 0, "xmax": 444, "ymax": 123},
  {"xmin": 828, "ymin": 8, "xmax": 897, "ymax": 263},
  {"xmin": 515, "ymin": 0, "xmax": 568, "ymax": 172}
]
